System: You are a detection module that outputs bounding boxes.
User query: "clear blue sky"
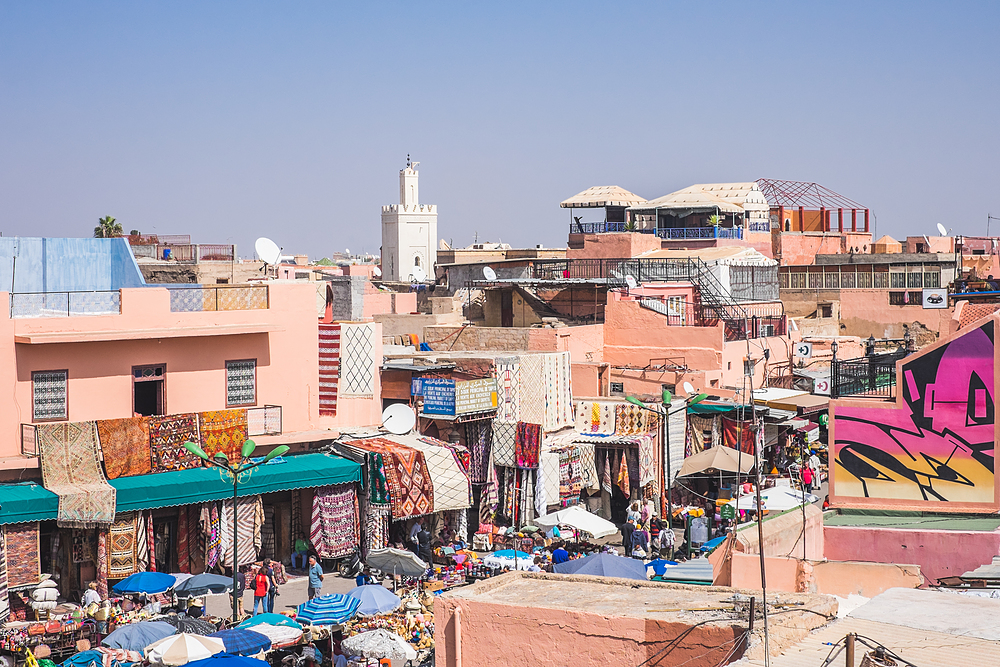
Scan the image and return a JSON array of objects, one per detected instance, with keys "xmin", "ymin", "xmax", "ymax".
[{"xmin": 2, "ymin": 2, "xmax": 998, "ymax": 258}]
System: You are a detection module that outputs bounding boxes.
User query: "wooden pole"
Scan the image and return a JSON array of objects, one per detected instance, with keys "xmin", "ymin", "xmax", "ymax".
[{"xmin": 845, "ymin": 633, "xmax": 855, "ymax": 667}]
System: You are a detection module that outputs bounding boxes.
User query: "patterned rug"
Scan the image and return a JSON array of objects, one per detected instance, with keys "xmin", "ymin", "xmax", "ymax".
[
  {"xmin": 518, "ymin": 355, "xmax": 545, "ymax": 425},
  {"xmin": 637, "ymin": 434, "xmax": 656, "ymax": 486},
  {"xmin": 575, "ymin": 402, "xmax": 616, "ymax": 434},
  {"xmin": 203, "ymin": 503, "xmax": 222, "ymax": 569},
  {"xmin": 149, "ymin": 413, "xmax": 201, "ymax": 472},
  {"xmin": 5, "ymin": 523, "xmax": 39, "ymax": 589},
  {"xmin": 617, "ymin": 450, "xmax": 630, "ymax": 495},
  {"xmin": 464, "ymin": 421, "xmax": 492, "ymax": 484},
  {"xmin": 578, "ymin": 443, "xmax": 599, "ymax": 490},
  {"xmin": 37, "ymin": 422, "xmax": 116, "ymax": 527},
  {"xmin": 494, "ymin": 356, "xmax": 521, "ymax": 422},
  {"xmin": 543, "ymin": 352, "xmax": 574, "ymax": 431},
  {"xmin": 615, "ymin": 404, "xmax": 660, "ymax": 436},
  {"xmin": 557, "ymin": 447, "xmax": 581, "ymax": 507},
  {"xmin": 362, "ymin": 503, "xmax": 390, "ymax": 558},
  {"xmin": 97, "ymin": 417, "xmax": 152, "ymax": 479},
  {"xmin": 0, "ymin": 529, "xmax": 9, "ymax": 620},
  {"xmin": 339, "ymin": 323, "xmax": 376, "ymax": 396},
  {"xmin": 220, "ymin": 496, "xmax": 263, "ymax": 568},
  {"xmin": 177, "ymin": 508, "xmax": 190, "ymax": 574},
  {"xmin": 349, "ymin": 438, "xmax": 434, "ymax": 519},
  {"xmin": 96, "ymin": 530, "xmax": 108, "ymax": 597},
  {"xmin": 108, "ymin": 513, "xmax": 138, "ymax": 579},
  {"xmin": 491, "ymin": 421, "xmax": 517, "ymax": 467},
  {"xmin": 515, "ymin": 422, "xmax": 541, "ymax": 469},
  {"xmin": 318, "ymin": 323, "xmax": 341, "ymax": 416},
  {"xmin": 310, "ymin": 484, "xmax": 359, "ymax": 559},
  {"xmin": 688, "ymin": 415, "xmax": 720, "ymax": 454},
  {"xmin": 722, "ymin": 417, "xmax": 756, "ymax": 454},
  {"xmin": 401, "ymin": 436, "xmax": 472, "ymax": 513},
  {"xmin": 540, "ymin": 451, "xmax": 560, "ymax": 508},
  {"xmin": 261, "ymin": 505, "xmax": 275, "ymax": 560},
  {"xmin": 368, "ymin": 453, "xmax": 389, "ymax": 505},
  {"xmin": 198, "ymin": 409, "xmax": 248, "ymax": 464}
]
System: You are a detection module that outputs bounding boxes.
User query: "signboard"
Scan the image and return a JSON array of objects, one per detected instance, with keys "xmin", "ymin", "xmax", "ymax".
[
  {"xmin": 923, "ymin": 288, "xmax": 948, "ymax": 309},
  {"xmin": 813, "ymin": 373, "xmax": 831, "ymax": 396},
  {"xmin": 411, "ymin": 377, "xmax": 423, "ymax": 396},
  {"xmin": 455, "ymin": 378, "xmax": 498, "ymax": 415},
  {"xmin": 421, "ymin": 378, "xmax": 456, "ymax": 416},
  {"xmin": 720, "ymin": 502, "xmax": 736, "ymax": 520},
  {"xmin": 794, "ymin": 342, "xmax": 813, "ymax": 359}
]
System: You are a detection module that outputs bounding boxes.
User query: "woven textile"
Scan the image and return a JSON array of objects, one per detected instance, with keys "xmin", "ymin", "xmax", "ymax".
[
  {"xmin": 617, "ymin": 450, "xmax": 630, "ymax": 495},
  {"xmin": 177, "ymin": 508, "xmax": 190, "ymax": 574},
  {"xmin": 480, "ymin": 463, "xmax": 499, "ymax": 522},
  {"xmin": 220, "ymin": 495, "xmax": 263, "ymax": 568},
  {"xmin": 0, "ymin": 530, "xmax": 7, "ymax": 621},
  {"xmin": 291, "ymin": 490, "xmax": 303, "ymax": 544},
  {"xmin": 368, "ymin": 453, "xmax": 389, "ymax": 505},
  {"xmin": 688, "ymin": 415, "xmax": 719, "ymax": 455},
  {"xmin": 37, "ymin": 422, "xmax": 116, "ymax": 527},
  {"xmin": 601, "ymin": 450, "xmax": 613, "ymax": 493},
  {"xmin": 542, "ymin": 352, "xmax": 573, "ymax": 431},
  {"xmin": 96, "ymin": 530, "xmax": 108, "ymax": 597},
  {"xmin": 541, "ymin": 451, "xmax": 560, "ymax": 507},
  {"xmin": 108, "ymin": 513, "xmax": 138, "ymax": 579},
  {"xmin": 318, "ymin": 323, "xmax": 341, "ymax": 416},
  {"xmin": 578, "ymin": 443, "xmax": 599, "ymax": 490},
  {"xmin": 464, "ymin": 421, "xmax": 492, "ymax": 484},
  {"xmin": 145, "ymin": 510, "xmax": 155, "ymax": 571},
  {"xmin": 202, "ymin": 503, "xmax": 222, "ymax": 569},
  {"xmin": 515, "ymin": 422, "xmax": 541, "ymax": 469},
  {"xmin": 495, "ymin": 356, "xmax": 521, "ymax": 422},
  {"xmin": 97, "ymin": 417, "xmax": 152, "ymax": 479},
  {"xmin": 198, "ymin": 410, "xmax": 248, "ymax": 465},
  {"xmin": 261, "ymin": 505, "xmax": 275, "ymax": 560},
  {"xmin": 518, "ymin": 355, "xmax": 545, "ymax": 425},
  {"xmin": 722, "ymin": 417, "xmax": 756, "ymax": 455},
  {"xmin": 491, "ymin": 421, "xmax": 517, "ymax": 467},
  {"xmin": 637, "ymin": 434, "xmax": 656, "ymax": 486},
  {"xmin": 363, "ymin": 503, "xmax": 390, "ymax": 557},
  {"xmin": 575, "ymin": 402, "xmax": 616, "ymax": 434},
  {"xmin": 615, "ymin": 405, "xmax": 659, "ymax": 436},
  {"xmin": 149, "ymin": 414, "xmax": 201, "ymax": 472},
  {"xmin": 5, "ymin": 523, "xmax": 39, "ymax": 588},
  {"xmin": 310, "ymin": 484, "xmax": 359, "ymax": 559},
  {"xmin": 339, "ymin": 323, "xmax": 376, "ymax": 396},
  {"xmin": 403, "ymin": 436, "xmax": 473, "ymax": 513},
  {"xmin": 350, "ymin": 438, "xmax": 434, "ymax": 519},
  {"xmin": 557, "ymin": 448, "xmax": 581, "ymax": 507}
]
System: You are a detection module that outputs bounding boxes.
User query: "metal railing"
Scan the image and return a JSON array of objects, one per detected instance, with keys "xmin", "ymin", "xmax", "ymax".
[
  {"xmin": 130, "ymin": 243, "xmax": 235, "ymax": 262},
  {"xmin": 10, "ymin": 290, "xmax": 122, "ymax": 318},
  {"xmin": 654, "ymin": 226, "xmax": 744, "ymax": 240},
  {"xmin": 831, "ymin": 352, "xmax": 905, "ymax": 399},
  {"xmin": 569, "ymin": 221, "xmax": 628, "ymax": 234},
  {"xmin": 169, "ymin": 284, "xmax": 269, "ymax": 312},
  {"xmin": 247, "ymin": 405, "xmax": 282, "ymax": 436},
  {"xmin": 636, "ymin": 296, "xmax": 785, "ymax": 340}
]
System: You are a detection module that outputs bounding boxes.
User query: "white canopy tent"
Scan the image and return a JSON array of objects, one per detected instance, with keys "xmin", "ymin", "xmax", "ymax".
[{"xmin": 534, "ymin": 505, "xmax": 619, "ymax": 539}]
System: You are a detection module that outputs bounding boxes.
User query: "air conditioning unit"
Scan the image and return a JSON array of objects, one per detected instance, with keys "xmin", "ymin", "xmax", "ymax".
[{"xmin": 760, "ymin": 324, "xmax": 776, "ymax": 337}]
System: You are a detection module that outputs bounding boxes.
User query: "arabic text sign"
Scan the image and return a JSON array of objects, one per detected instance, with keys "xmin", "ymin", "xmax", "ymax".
[{"xmin": 455, "ymin": 378, "xmax": 498, "ymax": 415}]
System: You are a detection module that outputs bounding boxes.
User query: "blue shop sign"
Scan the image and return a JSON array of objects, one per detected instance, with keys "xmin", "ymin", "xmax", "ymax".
[{"xmin": 421, "ymin": 378, "xmax": 456, "ymax": 416}]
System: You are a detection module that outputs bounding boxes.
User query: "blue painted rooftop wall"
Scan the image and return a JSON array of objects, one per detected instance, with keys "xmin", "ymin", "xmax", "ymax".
[{"xmin": 0, "ymin": 237, "xmax": 146, "ymax": 293}]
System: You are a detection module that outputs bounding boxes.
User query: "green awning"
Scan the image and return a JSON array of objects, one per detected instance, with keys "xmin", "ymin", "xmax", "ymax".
[
  {"xmin": 0, "ymin": 482, "xmax": 59, "ymax": 525},
  {"xmin": 111, "ymin": 452, "xmax": 362, "ymax": 513},
  {"xmin": 687, "ymin": 402, "xmax": 750, "ymax": 414}
]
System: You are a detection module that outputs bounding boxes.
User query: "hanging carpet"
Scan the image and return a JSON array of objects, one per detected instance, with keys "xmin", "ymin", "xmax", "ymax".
[
  {"xmin": 198, "ymin": 410, "xmax": 247, "ymax": 465},
  {"xmin": 494, "ymin": 356, "xmax": 521, "ymax": 423},
  {"xmin": 220, "ymin": 496, "xmax": 263, "ymax": 568},
  {"xmin": 399, "ymin": 436, "xmax": 472, "ymax": 513},
  {"xmin": 339, "ymin": 323, "xmax": 377, "ymax": 397},
  {"xmin": 722, "ymin": 417, "xmax": 756, "ymax": 455},
  {"xmin": 108, "ymin": 513, "xmax": 139, "ymax": 579},
  {"xmin": 346, "ymin": 438, "xmax": 433, "ymax": 520},
  {"xmin": 5, "ymin": 522, "xmax": 39, "ymax": 588},
  {"xmin": 97, "ymin": 417, "xmax": 152, "ymax": 479},
  {"xmin": 149, "ymin": 413, "xmax": 201, "ymax": 472},
  {"xmin": 575, "ymin": 402, "xmax": 616, "ymax": 435},
  {"xmin": 491, "ymin": 421, "xmax": 517, "ymax": 467},
  {"xmin": 310, "ymin": 484, "xmax": 359, "ymax": 559},
  {"xmin": 318, "ymin": 323, "xmax": 341, "ymax": 416},
  {"xmin": 37, "ymin": 422, "xmax": 116, "ymax": 527},
  {"xmin": 518, "ymin": 355, "xmax": 546, "ymax": 425},
  {"xmin": 464, "ymin": 421, "xmax": 493, "ymax": 484},
  {"xmin": 514, "ymin": 422, "xmax": 541, "ymax": 469},
  {"xmin": 637, "ymin": 434, "xmax": 656, "ymax": 486}
]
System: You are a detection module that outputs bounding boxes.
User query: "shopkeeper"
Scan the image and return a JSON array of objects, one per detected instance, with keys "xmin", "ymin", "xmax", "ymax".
[{"xmin": 81, "ymin": 582, "xmax": 101, "ymax": 607}]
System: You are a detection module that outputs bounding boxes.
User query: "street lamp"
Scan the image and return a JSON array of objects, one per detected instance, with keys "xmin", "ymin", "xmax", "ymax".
[
  {"xmin": 626, "ymin": 389, "xmax": 707, "ymax": 528},
  {"xmin": 183, "ymin": 439, "xmax": 290, "ymax": 622}
]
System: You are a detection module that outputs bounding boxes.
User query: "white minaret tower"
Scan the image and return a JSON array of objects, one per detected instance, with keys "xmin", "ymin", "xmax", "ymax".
[{"xmin": 380, "ymin": 156, "xmax": 438, "ymax": 282}]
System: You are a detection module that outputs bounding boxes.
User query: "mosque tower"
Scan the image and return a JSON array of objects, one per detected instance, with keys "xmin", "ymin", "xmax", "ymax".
[{"xmin": 380, "ymin": 156, "xmax": 438, "ymax": 281}]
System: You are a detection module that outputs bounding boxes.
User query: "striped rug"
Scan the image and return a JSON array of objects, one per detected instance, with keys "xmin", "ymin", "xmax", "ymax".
[{"xmin": 318, "ymin": 324, "xmax": 341, "ymax": 416}]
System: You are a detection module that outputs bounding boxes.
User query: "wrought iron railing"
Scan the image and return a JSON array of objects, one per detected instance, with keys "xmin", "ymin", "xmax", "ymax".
[
  {"xmin": 831, "ymin": 353, "xmax": 905, "ymax": 399},
  {"xmin": 21, "ymin": 424, "xmax": 38, "ymax": 457},
  {"xmin": 129, "ymin": 243, "xmax": 235, "ymax": 262},
  {"xmin": 169, "ymin": 285, "xmax": 269, "ymax": 312},
  {"xmin": 10, "ymin": 291, "xmax": 122, "ymax": 318},
  {"xmin": 247, "ymin": 405, "xmax": 282, "ymax": 436},
  {"xmin": 654, "ymin": 226, "xmax": 744, "ymax": 240}
]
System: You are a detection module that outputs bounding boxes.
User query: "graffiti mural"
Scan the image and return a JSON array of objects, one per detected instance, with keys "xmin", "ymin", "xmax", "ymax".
[{"xmin": 832, "ymin": 320, "xmax": 996, "ymax": 508}]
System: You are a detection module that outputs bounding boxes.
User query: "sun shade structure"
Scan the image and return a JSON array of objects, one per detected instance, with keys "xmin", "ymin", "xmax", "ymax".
[
  {"xmin": 553, "ymin": 552, "xmax": 648, "ymax": 581},
  {"xmin": 111, "ymin": 571, "xmax": 177, "ymax": 595},
  {"xmin": 365, "ymin": 548, "xmax": 428, "ymax": 578},
  {"xmin": 631, "ymin": 183, "xmax": 769, "ymax": 215},
  {"xmin": 173, "ymin": 573, "xmax": 234, "ymax": 597},
  {"xmin": 341, "ymin": 630, "xmax": 418, "ymax": 663},
  {"xmin": 347, "ymin": 584, "xmax": 402, "ymax": 616},
  {"xmin": 676, "ymin": 446, "xmax": 755, "ymax": 477},
  {"xmin": 241, "ymin": 623, "xmax": 302, "ymax": 649},
  {"xmin": 734, "ymin": 486, "xmax": 818, "ymax": 512},
  {"xmin": 239, "ymin": 613, "xmax": 302, "ymax": 630},
  {"xmin": 157, "ymin": 616, "xmax": 219, "ymax": 636},
  {"xmin": 145, "ymin": 633, "xmax": 226, "ymax": 666},
  {"xmin": 561, "ymin": 185, "xmax": 647, "ymax": 208},
  {"xmin": 207, "ymin": 629, "xmax": 271, "ymax": 656},
  {"xmin": 295, "ymin": 594, "xmax": 362, "ymax": 626},
  {"xmin": 533, "ymin": 505, "xmax": 619, "ymax": 539},
  {"xmin": 102, "ymin": 621, "xmax": 177, "ymax": 651}
]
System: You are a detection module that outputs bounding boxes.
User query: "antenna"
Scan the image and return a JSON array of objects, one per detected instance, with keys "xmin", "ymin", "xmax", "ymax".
[
  {"xmin": 382, "ymin": 404, "xmax": 416, "ymax": 435},
  {"xmin": 625, "ymin": 275, "xmax": 638, "ymax": 290},
  {"xmin": 936, "ymin": 222, "xmax": 949, "ymax": 237},
  {"xmin": 682, "ymin": 381, "xmax": 696, "ymax": 395},
  {"xmin": 410, "ymin": 265, "xmax": 427, "ymax": 283},
  {"xmin": 483, "ymin": 266, "xmax": 497, "ymax": 281},
  {"xmin": 372, "ymin": 266, "xmax": 382, "ymax": 277},
  {"xmin": 254, "ymin": 237, "xmax": 281, "ymax": 277}
]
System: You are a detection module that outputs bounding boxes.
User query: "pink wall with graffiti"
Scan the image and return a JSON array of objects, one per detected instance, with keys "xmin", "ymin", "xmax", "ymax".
[{"xmin": 830, "ymin": 314, "xmax": 999, "ymax": 512}]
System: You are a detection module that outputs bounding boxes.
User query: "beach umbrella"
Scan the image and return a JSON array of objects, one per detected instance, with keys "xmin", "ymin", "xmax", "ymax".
[
  {"xmin": 174, "ymin": 573, "xmax": 234, "ymax": 597},
  {"xmin": 207, "ymin": 629, "xmax": 271, "ymax": 656},
  {"xmin": 677, "ymin": 446, "xmax": 754, "ymax": 477},
  {"xmin": 341, "ymin": 629, "xmax": 417, "ymax": 663},
  {"xmin": 553, "ymin": 553, "xmax": 648, "ymax": 581},
  {"xmin": 491, "ymin": 549, "xmax": 531, "ymax": 560},
  {"xmin": 243, "ymin": 623, "xmax": 303, "ymax": 649},
  {"xmin": 102, "ymin": 621, "xmax": 177, "ymax": 651},
  {"xmin": 347, "ymin": 585, "xmax": 401, "ymax": 616},
  {"xmin": 158, "ymin": 616, "xmax": 219, "ymax": 636},
  {"xmin": 62, "ymin": 650, "xmax": 104, "ymax": 667},
  {"xmin": 534, "ymin": 505, "xmax": 619, "ymax": 539},
  {"xmin": 365, "ymin": 548, "xmax": 427, "ymax": 578},
  {"xmin": 145, "ymin": 633, "xmax": 226, "ymax": 666},
  {"xmin": 700, "ymin": 535, "xmax": 727, "ymax": 552},
  {"xmin": 735, "ymin": 486, "xmax": 818, "ymax": 512},
  {"xmin": 295, "ymin": 594, "xmax": 362, "ymax": 626},
  {"xmin": 112, "ymin": 571, "xmax": 177, "ymax": 595},
  {"xmin": 239, "ymin": 613, "xmax": 301, "ymax": 630},
  {"xmin": 184, "ymin": 654, "xmax": 269, "ymax": 667}
]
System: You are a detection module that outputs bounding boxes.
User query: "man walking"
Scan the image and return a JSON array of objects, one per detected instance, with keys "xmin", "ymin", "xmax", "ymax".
[
  {"xmin": 264, "ymin": 558, "xmax": 279, "ymax": 613},
  {"xmin": 307, "ymin": 555, "xmax": 324, "ymax": 600}
]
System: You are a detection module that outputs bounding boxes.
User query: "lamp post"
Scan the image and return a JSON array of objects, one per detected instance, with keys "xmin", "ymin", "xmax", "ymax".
[
  {"xmin": 626, "ymin": 390, "xmax": 707, "ymax": 530},
  {"xmin": 183, "ymin": 439, "xmax": 290, "ymax": 622},
  {"xmin": 830, "ymin": 340, "xmax": 839, "ymax": 399}
]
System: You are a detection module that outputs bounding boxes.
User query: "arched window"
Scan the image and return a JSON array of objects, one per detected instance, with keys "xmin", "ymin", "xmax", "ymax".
[{"xmin": 413, "ymin": 256, "xmax": 421, "ymax": 267}]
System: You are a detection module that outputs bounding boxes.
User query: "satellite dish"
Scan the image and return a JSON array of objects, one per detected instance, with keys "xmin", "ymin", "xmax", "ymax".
[
  {"xmin": 372, "ymin": 266, "xmax": 382, "ymax": 277},
  {"xmin": 483, "ymin": 266, "xmax": 497, "ymax": 281},
  {"xmin": 625, "ymin": 275, "xmax": 638, "ymax": 289},
  {"xmin": 255, "ymin": 237, "xmax": 281, "ymax": 265},
  {"xmin": 923, "ymin": 235, "xmax": 932, "ymax": 249},
  {"xmin": 411, "ymin": 265, "xmax": 427, "ymax": 283},
  {"xmin": 682, "ymin": 381, "xmax": 696, "ymax": 395},
  {"xmin": 345, "ymin": 248, "xmax": 350, "ymax": 254},
  {"xmin": 936, "ymin": 223, "xmax": 948, "ymax": 236},
  {"xmin": 382, "ymin": 404, "xmax": 416, "ymax": 435}
]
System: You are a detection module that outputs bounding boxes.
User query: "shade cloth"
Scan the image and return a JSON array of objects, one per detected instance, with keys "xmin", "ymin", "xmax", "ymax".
[
  {"xmin": 341, "ymin": 629, "xmax": 416, "ymax": 663},
  {"xmin": 173, "ymin": 573, "xmax": 233, "ymax": 597},
  {"xmin": 243, "ymin": 623, "xmax": 302, "ymax": 649},
  {"xmin": 310, "ymin": 484, "xmax": 359, "ymax": 559},
  {"xmin": 198, "ymin": 410, "xmax": 248, "ymax": 466},
  {"xmin": 157, "ymin": 617, "xmax": 219, "ymax": 636},
  {"xmin": 553, "ymin": 552, "xmax": 648, "ymax": 581},
  {"xmin": 0, "ymin": 484, "xmax": 57, "ymax": 525},
  {"xmin": 145, "ymin": 633, "xmax": 225, "ymax": 666},
  {"xmin": 347, "ymin": 584, "xmax": 402, "ymax": 616},
  {"xmin": 149, "ymin": 414, "xmax": 202, "ymax": 473},
  {"xmin": 295, "ymin": 594, "xmax": 361, "ymax": 626},
  {"xmin": 534, "ymin": 505, "xmax": 618, "ymax": 539},
  {"xmin": 364, "ymin": 548, "xmax": 427, "ymax": 578},
  {"xmin": 97, "ymin": 417, "xmax": 152, "ymax": 479},
  {"xmin": 184, "ymin": 653, "xmax": 269, "ymax": 667},
  {"xmin": 207, "ymin": 629, "xmax": 271, "ymax": 656},
  {"xmin": 102, "ymin": 621, "xmax": 177, "ymax": 651},
  {"xmin": 734, "ymin": 487, "xmax": 818, "ymax": 512},
  {"xmin": 111, "ymin": 571, "xmax": 176, "ymax": 595},
  {"xmin": 394, "ymin": 435, "xmax": 472, "ymax": 513},
  {"xmin": 677, "ymin": 446, "xmax": 755, "ymax": 477},
  {"xmin": 239, "ymin": 613, "xmax": 301, "ymax": 630},
  {"xmin": 37, "ymin": 422, "xmax": 116, "ymax": 527},
  {"xmin": 110, "ymin": 453, "xmax": 361, "ymax": 512}
]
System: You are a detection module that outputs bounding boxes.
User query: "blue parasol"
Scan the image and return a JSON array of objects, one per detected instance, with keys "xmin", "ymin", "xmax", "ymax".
[
  {"xmin": 490, "ymin": 549, "xmax": 531, "ymax": 560},
  {"xmin": 101, "ymin": 621, "xmax": 177, "ymax": 651},
  {"xmin": 174, "ymin": 573, "xmax": 233, "ymax": 597},
  {"xmin": 296, "ymin": 594, "xmax": 362, "ymax": 625},
  {"xmin": 553, "ymin": 553, "xmax": 648, "ymax": 581},
  {"xmin": 207, "ymin": 628, "xmax": 272, "ymax": 656},
  {"xmin": 185, "ymin": 654, "xmax": 269, "ymax": 667},
  {"xmin": 112, "ymin": 571, "xmax": 177, "ymax": 595},
  {"xmin": 347, "ymin": 585, "xmax": 401, "ymax": 616},
  {"xmin": 239, "ymin": 613, "xmax": 302, "ymax": 630}
]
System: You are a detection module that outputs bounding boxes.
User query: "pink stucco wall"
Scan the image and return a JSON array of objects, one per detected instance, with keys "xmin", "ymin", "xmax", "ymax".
[
  {"xmin": 722, "ymin": 552, "xmax": 921, "ymax": 597},
  {"xmin": 0, "ymin": 284, "xmax": 382, "ymax": 463},
  {"xmin": 567, "ymin": 232, "xmax": 662, "ymax": 260}
]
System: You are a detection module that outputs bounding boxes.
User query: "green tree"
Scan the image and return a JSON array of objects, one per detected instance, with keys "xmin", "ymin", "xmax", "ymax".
[{"xmin": 94, "ymin": 215, "xmax": 123, "ymax": 238}]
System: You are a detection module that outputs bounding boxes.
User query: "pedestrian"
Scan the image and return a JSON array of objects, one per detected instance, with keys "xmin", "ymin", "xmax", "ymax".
[
  {"xmin": 627, "ymin": 502, "xmax": 642, "ymax": 523},
  {"xmin": 417, "ymin": 526, "xmax": 432, "ymax": 568},
  {"xmin": 620, "ymin": 518, "xmax": 635, "ymax": 551},
  {"xmin": 630, "ymin": 522, "xmax": 649, "ymax": 559},
  {"xmin": 808, "ymin": 450, "xmax": 822, "ymax": 490},
  {"xmin": 232, "ymin": 565, "xmax": 246, "ymax": 618},
  {"xmin": 264, "ymin": 558, "xmax": 279, "ymax": 613},
  {"xmin": 251, "ymin": 565, "xmax": 269, "ymax": 615},
  {"xmin": 660, "ymin": 521, "xmax": 676, "ymax": 560},
  {"xmin": 355, "ymin": 567, "xmax": 373, "ymax": 588},
  {"xmin": 802, "ymin": 465, "xmax": 814, "ymax": 493},
  {"xmin": 307, "ymin": 555, "xmax": 324, "ymax": 600},
  {"xmin": 551, "ymin": 541, "xmax": 569, "ymax": 565}
]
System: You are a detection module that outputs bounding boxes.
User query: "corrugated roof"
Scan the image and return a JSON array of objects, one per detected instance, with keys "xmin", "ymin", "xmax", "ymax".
[
  {"xmin": 632, "ymin": 182, "xmax": 770, "ymax": 213},
  {"xmin": 560, "ymin": 185, "xmax": 647, "ymax": 208}
]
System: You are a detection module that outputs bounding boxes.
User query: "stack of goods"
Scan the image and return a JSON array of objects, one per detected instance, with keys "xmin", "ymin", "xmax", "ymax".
[{"xmin": 342, "ymin": 607, "xmax": 434, "ymax": 652}]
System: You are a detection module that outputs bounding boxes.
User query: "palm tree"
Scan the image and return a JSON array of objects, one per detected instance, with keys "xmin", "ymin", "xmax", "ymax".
[{"xmin": 94, "ymin": 215, "xmax": 123, "ymax": 238}]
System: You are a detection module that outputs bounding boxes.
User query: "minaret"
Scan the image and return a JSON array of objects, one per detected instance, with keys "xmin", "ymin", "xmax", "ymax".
[{"xmin": 381, "ymin": 156, "xmax": 438, "ymax": 281}]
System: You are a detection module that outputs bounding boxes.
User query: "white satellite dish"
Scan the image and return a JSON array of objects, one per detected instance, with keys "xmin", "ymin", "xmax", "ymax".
[
  {"xmin": 682, "ymin": 381, "xmax": 696, "ymax": 395},
  {"xmin": 483, "ymin": 266, "xmax": 497, "ymax": 281},
  {"xmin": 255, "ymin": 237, "xmax": 281, "ymax": 265},
  {"xmin": 411, "ymin": 265, "xmax": 427, "ymax": 283},
  {"xmin": 625, "ymin": 275, "xmax": 638, "ymax": 289},
  {"xmin": 345, "ymin": 248, "xmax": 350, "ymax": 255},
  {"xmin": 382, "ymin": 403, "xmax": 416, "ymax": 435},
  {"xmin": 372, "ymin": 266, "xmax": 382, "ymax": 277},
  {"xmin": 923, "ymin": 235, "xmax": 932, "ymax": 248},
  {"xmin": 936, "ymin": 223, "xmax": 949, "ymax": 236}
]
